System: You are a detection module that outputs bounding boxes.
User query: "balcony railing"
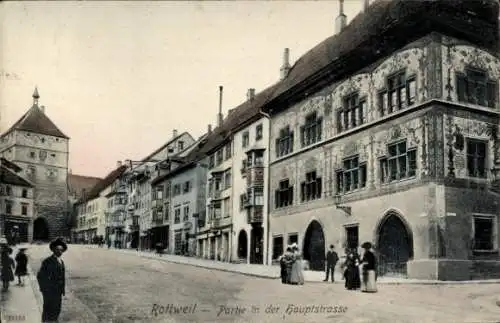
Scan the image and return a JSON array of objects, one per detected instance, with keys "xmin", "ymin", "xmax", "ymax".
[
  {"xmin": 246, "ymin": 167, "xmax": 264, "ymax": 187},
  {"xmin": 247, "ymin": 206, "xmax": 264, "ymax": 224},
  {"xmin": 211, "ymin": 218, "xmax": 221, "ymax": 228}
]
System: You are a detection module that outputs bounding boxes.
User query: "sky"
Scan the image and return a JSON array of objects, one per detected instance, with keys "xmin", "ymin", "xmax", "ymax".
[{"xmin": 0, "ymin": 1, "xmax": 365, "ymax": 178}]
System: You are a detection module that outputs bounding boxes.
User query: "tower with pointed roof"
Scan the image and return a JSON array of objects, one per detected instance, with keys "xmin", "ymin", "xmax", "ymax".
[{"xmin": 0, "ymin": 88, "xmax": 70, "ymax": 241}]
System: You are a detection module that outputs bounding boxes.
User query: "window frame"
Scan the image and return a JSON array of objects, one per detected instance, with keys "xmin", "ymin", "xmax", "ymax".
[
  {"xmin": 300, "ymin": 112, "xmax": 323, "ymax": 147},
  {"xmin": 256, "ymin": 124, "xmax": 263, "ymax": 141},
  {"xmin": 274, "ymin": 179, "xmax": 294, "ymax": 209},
  {"xmin": 272, "ymin": 234, "xmax": 284, "ymax": 261},
  {"xmin": 471, "ymin": 213, "xmax": 498, "ymax": 254},
  {"xmin": 378, "ymin": 70, "xmax": 418, "ymax": 116},
  {"xmin": 300, "ymin": 170, "xmax": 322, "ymax": 202},
  {"xmin": 456, "ymin": 67, "xmax": 498, "ymax": 108},
  {"xmin": 465, "ymin": 138, "xmax": 488, "ymax": 179},
  {"xmin": 379, "ymin": 140, "xmax": 418, "ymax": 183},
  {"xmin": 336, "ymin": 155, "xmax": 367, "ymax": 194},
  {"xmin": 275, "ymin": 126, "xmax": 294, "ymax": 158}
]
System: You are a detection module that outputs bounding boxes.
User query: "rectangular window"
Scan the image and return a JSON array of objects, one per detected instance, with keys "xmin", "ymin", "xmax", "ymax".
[
  {"xmin": 272, "ymin": 235, "xmax": 284, "ymax": 260},
  {"xmin": 338, "ymin": 93, "xmax": 367, "ymax": 133},
  {"xmin": 254, "ymin": 187, "xmax": 264, "ymax": 206},
  {"xmin": 224, "ymin": 170, "xmax": 232, "ymax": 188},
  {"xmin": 6, "ymin": 186, "xmax": 11, "ymax": 196},
  {"xmin": 208, "ymin": 155, "xmax": 215, "ymax": 169},
  {"xmin": 5, "ymin": 201, "xmax": 12, "ymax": 214},
  {"xmin": 223, "ymin": 197, "xmax": 231, "ymax": 218},
  {"xmin": 466, "ymin": 139, "xmax": 487, "ymax": 178},
  {"xmin": 156, "ymin": 186, "xmax": 164, "ymax": 200},
  {"xmin": 300, "ymin": 112, "xmax": 322, "ymax": 147},
  {"xmin": 379, "ymin": 71, "xmax": 417, "ymax": 116},
  {"xmin": 178, "ymin": 141, "xmax": 184, "ymax": 151},
  {"xmin": 22, "ymin": 189, "xmax": 28, "ymax": 198},
  {"xmin": 242, "ymin": 131, "xmax": 249, "ymax": 148},
  {"xmin": 239, "ymin": 193, "xmax": 247, "ymax": 211},
  {"xmin": 287, "ymin": 233, "xmax": 298, "ymax": 245},
  {"xmin": 254, "ymin": 150, "xmax": 264, "ymax": 166},
  {"xmin": 256, "ymin": 124, "xmax": 263, "ymax": 141},
  {"xmin": 300, "ymin": 171, "xmax": 322, "ymax": 202},
  {"xmin": 174, "ymin": 208, "xmax": 181, "ymax": 224},
  {"xmin": 225, "ymin": 143, "xmax": 232, "ymax": 160},
  {"xmin": 173, "ymin": 184, "xmax": 181, "ymax": 196},
  {"xmin": 276, "ymin": 126, "xmax": 294, "ymax": 157},
  {"xmin": 21, "ymin": 203, "xmax": 28, "ymax": 216},
  {"xmin": 275, "ymin": 179, "xmax": 294, "ymax": 208},
  {"xmin": 379, "ymin": 141, "xmax": 417, "ymax": 183},
  {"xmin": 213, "ymin": 201, "xmax": 222, "ymax": 219},
  {"xmin": 216, "ymin": 150, "xmax": 223, "ymax": 166},
  {"xmin": 457, "ymin": 68, "xmax": 498, "ymax": 108},
  {"xmin": 183, "ymin": 205, "xmax": 189, "ymax": 222},
  {"xmin": 473, "ymin": 215, "xmax": 497, "ymax": 252},
  {"xmin": 183, "ymin": 181, "xmax": 191, "ymax": 193},
  {"xmin": 336, "ymin": 156, "xmax": 367, "ymax": 194}
]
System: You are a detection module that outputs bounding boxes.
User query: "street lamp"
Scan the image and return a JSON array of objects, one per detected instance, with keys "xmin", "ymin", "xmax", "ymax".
[{"xmin": 334, "ymin": 194, "xmax": 352, "ymax": 216}]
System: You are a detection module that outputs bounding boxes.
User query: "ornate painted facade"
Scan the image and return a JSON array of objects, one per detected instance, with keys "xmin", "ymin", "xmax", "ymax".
[{"xmin": 268, "ymin": 31, "xmax": 500, "ymax": 280}]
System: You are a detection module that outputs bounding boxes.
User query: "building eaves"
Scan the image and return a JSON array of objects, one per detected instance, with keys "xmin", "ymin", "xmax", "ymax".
[
  {"xmin": 76, "ymin": 165, "xmax": 128, "ymax": 204},
  {"xmin": 0, "ymin": 165, "xmax": 33, "ymax": 188},
  {"xmin": 2, "ymin": 105, "xmax": 69, "ymax": 139},
  {"xmin": 141, "ymin": 131, "xmax": 192, "ymax": 162}
]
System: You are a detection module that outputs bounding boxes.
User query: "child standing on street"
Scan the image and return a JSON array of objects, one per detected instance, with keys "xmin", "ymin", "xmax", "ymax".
[{"xmin": 15, "ymin": 248, "xmax": 28, "ymax": 285}]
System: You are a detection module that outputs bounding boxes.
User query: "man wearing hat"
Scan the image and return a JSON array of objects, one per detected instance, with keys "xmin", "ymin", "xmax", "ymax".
[{"xmin": 37, "ymin": 237, "xmax": 67, "ymax": 322}]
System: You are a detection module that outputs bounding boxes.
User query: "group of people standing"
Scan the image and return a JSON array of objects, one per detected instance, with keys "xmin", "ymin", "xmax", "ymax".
[
  {"xmin": 279, "ymin": 243, "xmax": 305, "ymax": 285},
  {"xmin": 337, "ymin": 242, "xmax": 377, "ymax": 292},
  {"xmin": 0, "ymin": 244, "xmax": 28, "ymax": 292},
  {"xmin": 280, "ymin": 241, "xmax": 377, "ymax": 293}
]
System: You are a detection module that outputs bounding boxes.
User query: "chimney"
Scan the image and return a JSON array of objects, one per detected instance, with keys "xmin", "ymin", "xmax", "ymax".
[
  {"xmin": 117, "ymin": 161, "xmax": 122, "ymax": 168},
  {"xmin": 40, "ymin": 105, "xmax": 45, "ymax": 113},
  {"xmin": 280, "ymin": 48, "xmax": 291, "ymax": 80},
  {"xmin": 335, "ymin": 0, "xmax": 347, "ymax": 35},
  {"xmin": 172, "ymin": 129, "xmax": 178, "ymax": 138},
  {"xmin": 247, "ymin": 88, "xmax": 256, "ymax": 101},
  {"xmin": 217, "ymin": 86, "xmax": 224, "ymax": 127},
  {"xmin": 207, "ymin": 124, "xmax": 212, "ymax": 134},
  {"xmin": 363, "ymin": 0, "xmax": 370, "ymax": 11}
]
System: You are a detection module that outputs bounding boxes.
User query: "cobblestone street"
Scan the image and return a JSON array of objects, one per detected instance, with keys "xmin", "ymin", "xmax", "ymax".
[{"xmin": 24, "ymin": 244, "xmax": 500, "ymax": 323}]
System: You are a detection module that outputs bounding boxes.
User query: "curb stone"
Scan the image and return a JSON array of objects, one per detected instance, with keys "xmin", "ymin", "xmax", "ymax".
[{"xmin": 80, "ymin": 245, "xmax": 500, "ymax": 285}]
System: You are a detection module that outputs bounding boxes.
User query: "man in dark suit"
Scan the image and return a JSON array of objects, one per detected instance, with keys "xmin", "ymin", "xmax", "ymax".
[
  {"xmin": 324, "ymin": 244, "xmax": 339, "ymax": 283},
  {"xmin": 37, "ymin": 237, "xmax": 67, "ymax": 323}
]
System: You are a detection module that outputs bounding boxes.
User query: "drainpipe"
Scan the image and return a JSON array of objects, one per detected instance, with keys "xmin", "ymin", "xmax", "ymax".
[{"xmin": 259, "ymin": 110, "xmax": 271, "ymax": 265}]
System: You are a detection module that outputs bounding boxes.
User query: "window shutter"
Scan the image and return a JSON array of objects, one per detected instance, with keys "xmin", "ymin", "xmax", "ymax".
[
  {"xmin": 456, "ymin": 74, "xmax": 467, "ymax": 102},
  {"xmin": 487, "ymin": 81, "xmax": 498, "ymax": 109}
]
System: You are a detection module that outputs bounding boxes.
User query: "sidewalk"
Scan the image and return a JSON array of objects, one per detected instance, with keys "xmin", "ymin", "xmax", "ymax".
[
  {"xmin": 0, "ymin": 244, "xmax": 41, "ymax": 323},
  {"xmin": 81, "ymin": 244, "xmax": 500, "ymax": 285}
]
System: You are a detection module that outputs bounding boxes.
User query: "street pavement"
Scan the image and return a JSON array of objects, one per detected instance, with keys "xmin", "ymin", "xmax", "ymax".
[{"xmin": 16, "ymin": 244, "xmax": 500, "ymax": 323}]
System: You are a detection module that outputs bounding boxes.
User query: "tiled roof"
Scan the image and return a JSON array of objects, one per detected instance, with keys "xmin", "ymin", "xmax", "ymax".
[
  {"xmin": 0, "ymin": 164, "xmax": 33, "ymax": 188},
  {"xmin": 68, "ymin": 174, "xmax": 102, "ymax": 199},
  {"xmin": 178, "ymin": 0, "xmax": 499, "ymax": 163},
  {"xmin": 0, "ymin": 158, "xmax": 22, "ymax": 173},
  {"xmin": 4, "ymin": 105, "xmax": 69, "ymax": 139},
  {"xmin": 77, "ymin": 165, "xmax": 128, "ymax": 204},
  {"xmin": 265, "ymin": 0, "xmax": 499, "ymax": 110}
]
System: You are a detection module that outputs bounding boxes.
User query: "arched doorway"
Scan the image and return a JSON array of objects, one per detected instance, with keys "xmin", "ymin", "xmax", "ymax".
[
  {"xmin": 377, "ymin": 212, "xmax": 414, "ymax": 277},
  {"xmin": 33, "ymin": 217, "xmax": 50, "ymax": 241},
  {"xmin": 303, "ymin": 220, "xmax": 326, "ymax": 271},
  {"xmin": 237, "ymin": 230, "xmax": 248, "ymax": 259}
]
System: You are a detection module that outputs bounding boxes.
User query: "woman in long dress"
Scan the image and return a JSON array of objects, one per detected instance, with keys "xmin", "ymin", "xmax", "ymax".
[
  {"xmin": 289, "ymin": 244, "xmax": 304, "ymax": 285},
  {"xmin": 360, "ymin": 242, "xmax": 377, "ymax": 293},
  {"xmin": 1, "ymin": 247, "xmax": 15, "ymax": 292},
  {"xmin": 343, "ymin": 249, "xmax": 361, "ymax": 290},
  {"xmin": 15, "ymin": 248, "xmax": 28, "ymax": 285}
]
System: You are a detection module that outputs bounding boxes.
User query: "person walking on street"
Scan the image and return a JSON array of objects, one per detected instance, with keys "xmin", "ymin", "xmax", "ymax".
[
  {"xmin": 324, "ymin": 244, "xmax": 339, "ymax": 282},
  {"xmin": 14, "ymin": 247, "xmax": 28, "ymax": 285},
  {"xmin": 1, "ymin": 246, "xmax": 15, "ymax": 292},
  {"xmin": 37, "ymin": 237, "xmax": 68, "ymax": 323}
]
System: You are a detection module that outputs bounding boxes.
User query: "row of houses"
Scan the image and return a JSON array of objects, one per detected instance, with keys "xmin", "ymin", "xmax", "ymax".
[{"xmin": 73, "ymin": 0, "xmax": 500, "ymax": 280}]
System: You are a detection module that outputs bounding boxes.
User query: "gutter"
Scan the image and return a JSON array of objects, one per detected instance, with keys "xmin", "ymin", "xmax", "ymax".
[{"xmin": 259, "ymin": 110, "xmax": 272, "ymax": 266}]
